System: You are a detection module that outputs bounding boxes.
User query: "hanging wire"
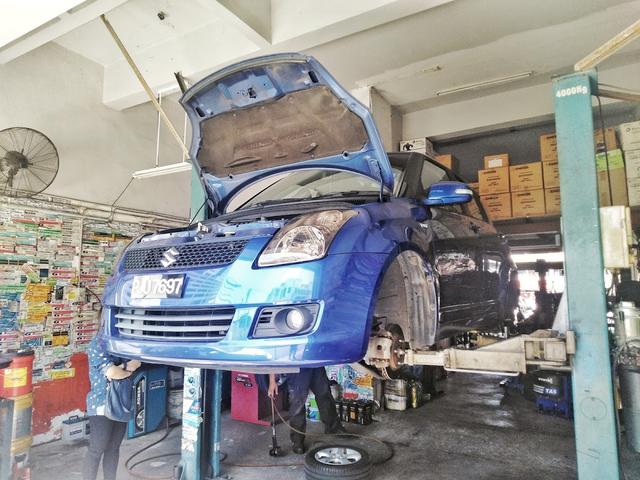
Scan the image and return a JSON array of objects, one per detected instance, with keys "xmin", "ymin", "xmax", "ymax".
[
  {"xmin": 595, "ymin": 95, "xmax": 614, "ymax": 206},
  {"xmin": 108, "ymin": 177, "xmax": 135, "ymax": 225}
]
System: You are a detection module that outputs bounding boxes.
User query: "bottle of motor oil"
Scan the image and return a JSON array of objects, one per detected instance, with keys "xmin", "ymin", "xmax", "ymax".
[
  {"xmin": 349, "ymin": 401, "xmax": 358, "ymax": 423},
  {"xmin": 356, "ymin": 401, "xmax": 364, "ymax": 425},
  {"xmin": 408, "ymin": 380, "xmax": 423, "ymax": 408},
  {"xmin": 364, "ymin": 401, "xmax": 373, "ymax": 424},
  {"xmin": 341, "ymin": 401, "xmax": 350, "ymax": 422}
]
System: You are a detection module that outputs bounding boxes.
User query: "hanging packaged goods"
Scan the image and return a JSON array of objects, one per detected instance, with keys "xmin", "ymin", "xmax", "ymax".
[{"xmin": 0, "ymin": 198, "xmax": 163, "ymax": 383}]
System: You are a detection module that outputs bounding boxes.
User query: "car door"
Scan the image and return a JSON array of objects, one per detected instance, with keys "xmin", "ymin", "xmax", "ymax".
[
  {"xmin": 457, "ymin": 177, "xmax": 515, "ymax": 309},
  {"xmin": 421, "ymin": 158, "xmax": 511, "ymax": 334}
]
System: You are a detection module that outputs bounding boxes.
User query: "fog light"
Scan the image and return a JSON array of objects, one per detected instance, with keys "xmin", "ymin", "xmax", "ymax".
[
  {"xmin": 253, "ymin": 304, "xmax": 320, "ymax": 338},
  {"xmin": 285, "ymin": 309, "xmax": 306, "ymax": 331}
]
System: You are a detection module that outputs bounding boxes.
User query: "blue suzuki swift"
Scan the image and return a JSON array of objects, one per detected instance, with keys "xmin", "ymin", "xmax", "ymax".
[{"xmin": 101, "ymin": 53, "xmax": 517, "ymax": 373}]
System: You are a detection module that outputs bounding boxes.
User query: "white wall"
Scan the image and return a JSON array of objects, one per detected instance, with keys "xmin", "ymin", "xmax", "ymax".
[
  {"xmin": 402, "ymin": 61, "xmax": 640, "ymax": 140},
  {"xmin": 0, "ymin": 42, "xmax": 191, "ymax": 218}
]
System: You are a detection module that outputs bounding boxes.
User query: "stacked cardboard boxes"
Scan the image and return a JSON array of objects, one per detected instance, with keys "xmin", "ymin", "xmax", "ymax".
[
  {"xmin": 538, "ymin": 133, "xmax": 564, "ymax": 215},
  {"xmin": 479, "ymin": 154, "xmax": 511, "ymax": 220},
  {"xmin": 621, "ymin": 121, "xmax": 640, "ymax": 206},
  {"xmin": 510, "ymin": 162, "xmax": 545, "ymax": 217},
  {"xmin": 478, "ymin": 153, "xmax": 549, "ymax": 219},
  {"xmin": 538, "ymin": 127, "xmax": 624, "ymax": 213}
]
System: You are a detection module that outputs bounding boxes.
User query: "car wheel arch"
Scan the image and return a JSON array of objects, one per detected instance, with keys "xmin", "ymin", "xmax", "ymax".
[{"xmin": 367, "ymin": 245, "xmax": 440, "ymax": 352}]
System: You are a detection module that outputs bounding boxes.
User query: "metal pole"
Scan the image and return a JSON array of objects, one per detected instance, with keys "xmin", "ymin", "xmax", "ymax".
[
  {"xmin": 209, "ymin": 369, "xmax": 223, "ymax": 478},
  {"xmin": 553, "ymin": 71, "xmax": 620, "ymax": 479},
  {"xmin": 179, "ymin": 368, "xmax": 204, "ymax": 480},
  {"xmin": 155, "ymin": 93, "xmax": 162, "ymax": 168},
  {"xmin": 100, "ymin": 14, "xmax": 190, "ymax": 157},
  {"xmin": 575, "ymin": 18, "xmax": 640, "ymax": 71}
]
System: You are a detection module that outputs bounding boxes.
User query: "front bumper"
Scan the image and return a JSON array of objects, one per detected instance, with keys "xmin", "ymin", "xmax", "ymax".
[{"xmin": 103, "ymin": 244, "xmax": 388, "ymax": 369}]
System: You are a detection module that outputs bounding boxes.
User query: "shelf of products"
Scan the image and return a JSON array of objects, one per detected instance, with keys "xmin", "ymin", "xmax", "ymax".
[{"xmin": 0, "ymin": 199, "xmax": 149, "ymax": 383}]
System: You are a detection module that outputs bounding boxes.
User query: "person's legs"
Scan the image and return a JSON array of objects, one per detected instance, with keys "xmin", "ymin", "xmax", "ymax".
[
  {"xmin": 286, "ymin": 369, "xmax": 313, "ymax": 450},
  {"xmin": 102, "ymin": 419, "xmax": 127, "ymax": 480},
  {"xmin": 309, "ymin": 367, "xmax": 342, "ymax": 433},
  {"xmin": 83, "ymin": 416, "xmax": 113, "ymax": 480}
]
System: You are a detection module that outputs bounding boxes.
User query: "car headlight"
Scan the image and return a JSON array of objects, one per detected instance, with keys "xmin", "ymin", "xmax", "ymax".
[{"xmin": 257, "ymin": 210, "xmax": 357, "ymax": 267}]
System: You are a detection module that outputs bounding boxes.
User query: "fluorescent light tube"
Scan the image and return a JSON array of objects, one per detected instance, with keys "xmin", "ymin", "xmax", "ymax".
[
  {"xmin": 436, "ymin": 71, "xmax": 534, "ymax": 96},
  {"xmin": 132, "ymin": 162, "xmax": 192, "ymax": 179}
]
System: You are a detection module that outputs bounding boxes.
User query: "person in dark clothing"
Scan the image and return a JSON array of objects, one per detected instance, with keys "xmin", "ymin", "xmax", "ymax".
[
  {"xmin": 83, "ymin": 336, "xmax": 140, "ymax": 480},
  {"xmin": 269, "ymin": 367, "xmax": 344, "ymax": 454}
]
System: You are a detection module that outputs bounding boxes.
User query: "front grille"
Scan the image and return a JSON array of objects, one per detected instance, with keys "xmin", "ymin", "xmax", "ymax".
[
  {"xmin": 115, "ymin": 307, "xmax": 235, "ymax": 341},
  {"xmin": 122, "ymin": 239, "xmax": 248, "ymax": 270}
]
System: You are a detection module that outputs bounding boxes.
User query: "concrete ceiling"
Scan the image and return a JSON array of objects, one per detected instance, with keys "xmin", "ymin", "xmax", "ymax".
[{"xmin": 2, "ymin": 0, "xmax": 640, "ymax": 114}]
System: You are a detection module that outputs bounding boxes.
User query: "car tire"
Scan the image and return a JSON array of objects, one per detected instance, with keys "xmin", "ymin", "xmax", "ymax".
[{"xmin": 304, "ymin": 444, "xmax": 372, "ymax": 480}]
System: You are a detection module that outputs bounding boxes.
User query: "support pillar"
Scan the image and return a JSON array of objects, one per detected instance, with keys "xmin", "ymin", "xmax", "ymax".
[
  {"xmin": 553, "ymin": 71, "xmax": 620, "ymax": 479},
  {"xmin": 207, "ymin": 369, "xmax": 223, "ymax": 478}
]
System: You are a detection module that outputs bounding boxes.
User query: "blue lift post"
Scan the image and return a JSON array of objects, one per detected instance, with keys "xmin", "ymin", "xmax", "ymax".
[
  {"xmin": 178, "ymin": 169, "xmax": 224, "ymax": 479},
  {"xmin": 553, "ymin": 71, "xmax": 620, "ymax": 479}
]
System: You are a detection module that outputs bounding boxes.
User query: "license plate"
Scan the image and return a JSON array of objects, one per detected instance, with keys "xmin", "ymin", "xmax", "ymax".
[{"xmin": 131, "ymin": 274, "xmax": 186, "ymax": 299}]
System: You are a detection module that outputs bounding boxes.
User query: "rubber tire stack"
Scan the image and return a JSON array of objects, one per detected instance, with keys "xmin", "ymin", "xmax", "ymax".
[{"xmin": 304, "ymin": 445, "xmax": 372, "ymax": 480}]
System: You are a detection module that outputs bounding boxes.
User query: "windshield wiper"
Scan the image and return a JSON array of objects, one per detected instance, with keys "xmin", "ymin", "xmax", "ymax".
[
  {"xmin": 247, "ymin": 197, "xmax": 311, "ymax": 209},
  {"xmin": 311, "ymin": 191, "xmax": 384, "ymax": 200}
]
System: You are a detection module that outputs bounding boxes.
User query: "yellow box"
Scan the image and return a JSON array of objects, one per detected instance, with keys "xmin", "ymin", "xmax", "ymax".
[
  {"xmin": 594, "ymin": 128, "xmax": 617, "ymax": 152},
  {"xmin": 478, "ymin": 167, "xmax": 509, "ymax": 195},
  {"xmin": 480, "ymin": 193, "xmax": 512, "ymax": 220},
  {"xmin": 435, "ymin": 154, "xmax": 455, "ymax": 170},
  {"xmin": 511, "ymin": 189, "xmax": 545, "ymax": 217},
  {"xmin": 545, "ymin": 187, "xmax": 561, "ymax": 215},
  {"xmin": 50, "ymin": 368, "xmax": 75, "ymax": 380},
  {"xmin": 539, "ymin": 134, "xmax": 557, "ymax": 162},
  {"xmin": 542, "ymin": 161, "xmax": 559, "ymax": 189},
  {"xmin": 510, "ymin": 163, "xmax": 543, "ymax": 192},
  {"xmin": 483, "ymin": 153, "xmax": 509, "ymax": 169}
]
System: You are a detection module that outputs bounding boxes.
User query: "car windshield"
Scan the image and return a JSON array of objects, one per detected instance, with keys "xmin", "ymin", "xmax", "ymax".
[{"xmin": 226, "ymin": 169, "xmax": 402, "ymax": 213}]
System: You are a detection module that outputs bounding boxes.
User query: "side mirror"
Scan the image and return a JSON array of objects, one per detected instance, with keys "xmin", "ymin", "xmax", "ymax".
[{"xmin": 424, "ymin": 181, "xmax": 473, "ymax": 206}]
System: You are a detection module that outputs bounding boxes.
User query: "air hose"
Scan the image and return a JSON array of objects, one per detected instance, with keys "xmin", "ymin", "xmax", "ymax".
[{"xmin": 124, "ymin": 399, "xmax": 395, "ymax": 476}]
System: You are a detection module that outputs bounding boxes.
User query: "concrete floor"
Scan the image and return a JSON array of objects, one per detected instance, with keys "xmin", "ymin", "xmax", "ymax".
[{"xmin": 31, "ymin": 373, "xmax": 640, "ymax": 480}]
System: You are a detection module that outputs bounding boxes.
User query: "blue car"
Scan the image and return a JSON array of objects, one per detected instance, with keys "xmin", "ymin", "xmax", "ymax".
[{"xmin": 101, "ymin": 53, "xmax": 517, "ymax": 372}]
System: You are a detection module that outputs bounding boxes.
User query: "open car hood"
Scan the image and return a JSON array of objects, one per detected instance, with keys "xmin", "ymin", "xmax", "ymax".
[{"xmin": 180, "ymin": 53, "xmax": 393, "ymax": 214}]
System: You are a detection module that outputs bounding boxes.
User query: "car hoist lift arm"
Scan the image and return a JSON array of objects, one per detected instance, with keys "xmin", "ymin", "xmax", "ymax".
[{"xmin": 366, "ymin": 330, "xmax": 576, "ymax": 376}]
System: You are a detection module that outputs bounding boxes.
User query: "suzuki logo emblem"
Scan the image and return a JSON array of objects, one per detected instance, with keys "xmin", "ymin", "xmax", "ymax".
[{"xmin": 160, "ymin": 247, "xmax": 180, "ymax": 267}]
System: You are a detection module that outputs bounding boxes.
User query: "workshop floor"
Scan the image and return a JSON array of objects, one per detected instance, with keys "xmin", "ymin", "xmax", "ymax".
[{"xmin": 31, "ymin": 373, "xmax": 640, "ymax": 480}]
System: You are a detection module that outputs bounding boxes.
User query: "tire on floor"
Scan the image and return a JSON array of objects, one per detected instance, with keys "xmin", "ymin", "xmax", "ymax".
[{"xmin": 304, "ymin": 444, "xmax": 372, "ymax": 480}]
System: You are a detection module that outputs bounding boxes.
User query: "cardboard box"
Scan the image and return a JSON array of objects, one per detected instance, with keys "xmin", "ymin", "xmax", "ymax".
[
  {"xmin": 483, "ymin": 153, "xmax": 509, "ymax": 169},
  {"xmin": 596, "ymin": 149, "xmax": 628, "ymax": 206},
  {"xmin": 478, "ymin": 167, "xmax": 509, "ymax": 195},
  {"xmin": 540, "ymin": 129, "xmax": 620, "ymax": 161},
  {"xmin": 598, "ymin": 169, "xmax": 628, "ymax": 206},
  {"xmin": 467, "ymin": 181, "xmax": 479, "ymax": 193},
  {"xmin": 542, "ymin": 161, "xmax": 560, "ymax": 189},
  {"xmin": 400, "ymin": 137, "xmax": 435, "ymax": 157},
  {"xmin": 435, "ymin": 154, "xmax": 456, "ymax": 170},
  {"xmin": 624, "ymin": 149, "xmax": 640, "ymax": 179},
  {"xmin": 402, "ymin": 147, "xmax": 426, "ymax": 155},
  {"xmin": 545, "ymin": 187, "xmax": 561, "ymax": 215},
  {"xmin": 619, "ymin": 121, "xmax": 640, "ymax": 151},
  {"xmin": 539, "ymin": 133, "xmax": 557, "ymax": 162},
  {"xmin": 511, "ymin": 189, "xmax": 546, "ymax": 217},
  {"xmin": 594, "ymin": 128, "xmax": 618, "ymax": 152},
  {"xmin": 480, "ymin": 193, "xmax": 511, "ymax": 220},
  {"xmin": 627, "ymin": 177, "xmax": 640, "ymax": 207},
  {"xmin": 510, "ymin": 162, "xmax": 543, "ymax": 192}
]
